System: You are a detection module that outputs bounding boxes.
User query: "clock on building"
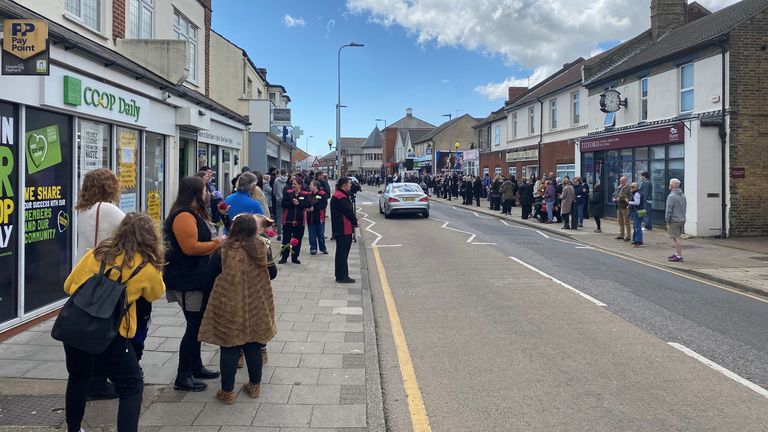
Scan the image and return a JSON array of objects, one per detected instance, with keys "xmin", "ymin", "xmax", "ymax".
[{"xmin": 599, "ymin": 89, "xmax": 628, "ymax": 113}]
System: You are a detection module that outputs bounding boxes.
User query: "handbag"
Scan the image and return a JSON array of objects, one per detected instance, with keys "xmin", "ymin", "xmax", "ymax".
[{"xmin": 637, "ymin": 209, "xmax": 647, "ymax": 218}]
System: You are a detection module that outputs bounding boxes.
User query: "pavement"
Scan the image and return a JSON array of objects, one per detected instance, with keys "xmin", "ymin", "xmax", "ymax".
[
  {"xmin": 427, "ymin": 192, "xmax": 768, "ymax": 295},
  {"xmin": 355, "ymin": 187, "xmax": 768, "ymax": 431},
  {"xmin": 0, "ymin": 234, "xmax": 385, "ymax": 432}
]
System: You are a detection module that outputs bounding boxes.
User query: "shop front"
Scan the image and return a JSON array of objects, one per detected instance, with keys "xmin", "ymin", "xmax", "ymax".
[
  {"xmin": 579, "ymin": 123, "xmax": 686, "ymax": 225},
  {"xmin": 506, "ymin": 148, "xmax": 538, "ymax": 180},
  {"xmin": 198, "ymin": 121, "xmax": 243, "ymax": 197},
  {"xmin": 463, "ymin": 149, "xmax": 478, "ymax": 176}
]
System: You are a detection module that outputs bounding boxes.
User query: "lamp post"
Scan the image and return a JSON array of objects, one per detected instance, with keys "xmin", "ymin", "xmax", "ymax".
[
  {"xmin": 336, "ymin": 42, "xmax": 364, "ymax": 179},
  {"xmin": 448, "ymin": 142, "xmax": 460, "ymax": 173},
  {"xmin": 442, "ymin": 113, "xmax": 452, "ymax": 122},
  {"xmin": 327, "ymin": 139, "xmax": 335, "ymax": 178},
  {"xmin": 375, "ymin": 118, "xmax": 387, "ymax": 129},
  {"xmin": 305, "ymin": 135, "xmax": 314, "ymax": 153}
]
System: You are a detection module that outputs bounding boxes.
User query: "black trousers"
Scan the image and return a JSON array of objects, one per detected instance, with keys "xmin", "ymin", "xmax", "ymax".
[
  {"xmin": 65, "ymin": 336, "xmax": 143, "ymax": 432},
  {"xmin": 570, "ymin": 211, "xmax": 578, "ymax": 229},
  {"xmin": 335, "ymin": 234, "xmax": 353, "ymax": 280},
  {"xmin": 475, "ymin": 195, "xmax": 481, "ymax": 206},
  {"xmin": 594, "ymin": 216, "xmax": 602, "ymax": 230},
  {"xmin": 521, "ymin": 204, "xmax": 532, "ymax": 219},
  {"xmin": 562, "ymin": 212, "xmax": 571, "ymax": 228},
  {"xmin": 179, "ymin": 304, "xmax": 205, "ymax": 377},
  {"xmin": 220, "ymin": 342, "xmax": 265, "ymax": 392},
  {"xmin": 281, "ymin": 224, "xmax": 305, "ymax": 260},
  {"xmin": 502, "ymin": 199, "xmax": 513, "ymax": 214}
]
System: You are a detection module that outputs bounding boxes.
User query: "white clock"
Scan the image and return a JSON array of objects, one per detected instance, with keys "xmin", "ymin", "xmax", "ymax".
[{"xmin": 600, "ymin": 89, "xmax": 628, "ymax": 113}]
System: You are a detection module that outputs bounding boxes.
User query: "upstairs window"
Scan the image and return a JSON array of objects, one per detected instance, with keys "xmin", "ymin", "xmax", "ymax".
[
  {"xmin": 65, "ymin": 0, "xmax": 101, "ymax": 32},
  {"xmin": 173, "ymin": 11, "xmax": 198, "ymax": 82},
  {"xmin": 529, "ymin": 107, "xmax": 535, "ymax": 135},
  {"xmin": 511, "ymin": 113, "xmax": 517, "ymax": 138},
  {"xmin": 246, "ymin": 78, "xmax": 253, "ymax": 98},
  {"xmin": 550, "ymin": 98, "xmax": 558, "ymax": 130},
  {"xmin": 127, "ymin": 0, "xmax": 153, "ymax": 39},
  {"xmin": 571, "ymin": 91, "xmax": 580, "ymax": 124},
  {"xmin": 641, "ymin": 77, "xmax": 649, "ymax": 121},
  {"xmin": 494, "ymin": 124, "xmax": 501, "ymax": 146},
  {"xmin": 680, "ymin": 64, "xmax": 694, "ymax": 113}
]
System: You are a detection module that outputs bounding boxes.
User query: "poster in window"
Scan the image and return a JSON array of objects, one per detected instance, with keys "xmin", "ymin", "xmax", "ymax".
[
  {"xmin": 78, "ymin": 120, "xmax": 107, "ymax": 185},
  {"xmin": 0, "ymin": 102, "xmax": 19, "ymax": 323},
  {"xmin": 117, "ymin": 128, "xmax": 139, "ymax": 213},
  {"xmin": 24, "ymin": 108, "xmax": 72, "ymax": 313}
]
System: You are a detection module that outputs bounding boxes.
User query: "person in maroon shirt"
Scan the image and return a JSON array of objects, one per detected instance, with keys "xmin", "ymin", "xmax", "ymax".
[{"xmin": 330, "ymin": 178, "xmax": 359, "ymax": 283}]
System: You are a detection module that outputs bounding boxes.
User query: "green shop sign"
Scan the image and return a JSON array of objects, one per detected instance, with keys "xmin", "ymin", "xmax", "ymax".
[{"xmin": 62, "ymin": 75, "xmax": 142, "ymax": 123}]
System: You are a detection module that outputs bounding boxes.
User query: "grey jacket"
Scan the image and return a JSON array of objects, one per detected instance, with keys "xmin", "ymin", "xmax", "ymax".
[
  {"xmin": 639, "ymin": 179, "xmax": 652, "ymax": 203},
  {"xmin": 665, "ymin": 189, "xmax": 687, "ymax": 223},
  {"xmin": 561, "ymin": 185, "xmax": 575, "ymax": 214},
  {"xmin": 273, "ymin": 176, "xmax": 288, "ymax": 203}
]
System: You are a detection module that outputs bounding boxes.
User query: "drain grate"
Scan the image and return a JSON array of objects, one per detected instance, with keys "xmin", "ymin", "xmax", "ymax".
[
  {"xmin": 0, "ymin": 396, "xmax": 65, "ymax": 426},
  {"xmin": 751, "ymin": 256, "xmax": 768, "ymax": 262}
]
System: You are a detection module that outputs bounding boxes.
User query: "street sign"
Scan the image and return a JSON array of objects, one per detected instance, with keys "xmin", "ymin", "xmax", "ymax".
[{"xmin": 312, "ymin": 157, "xmax": 320, "ymax": 168}]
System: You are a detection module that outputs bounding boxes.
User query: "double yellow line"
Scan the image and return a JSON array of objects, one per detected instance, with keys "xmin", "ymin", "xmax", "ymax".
[{"xmin": 372, "ymin": 247, "xmax": 432, "ymax": 432}]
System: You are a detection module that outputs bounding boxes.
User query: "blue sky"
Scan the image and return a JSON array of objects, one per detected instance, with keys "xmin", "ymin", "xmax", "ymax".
[{"xmin": 212, "ymin": 0, "xmax": 738, "ymax": 157}]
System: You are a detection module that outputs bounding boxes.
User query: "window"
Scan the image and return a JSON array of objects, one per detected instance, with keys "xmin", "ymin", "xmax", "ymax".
[
  {"xmin": 603, "ymin": 112, "xmax": 616, "ymax": 128},
  {"xmin": 365, "ymin": 153, "xmax": 382, "ymax": 161},
  {"xmin": 173, "ymin": 11, "xmax": 198, "ymax": 82},
  {"xmin": 495, "ymin": 167, "xmax": 502, "ymax": 176},
  {"xmin": 246, "ymin": 78, "xmax": 253, "ymax": 98},
  {"xmin": 640, "ymin": 77, "xmax": 649, "ymax": 121},
  {"xmin": 556, "ymin": 164, "xmax": 575, "ymax": 181},
  {"xmin": 550, "ymin": 99, "xmax": 558, "ymax": 130},
  {"xmin": 680, "ymin": 64, "xmax": 694, "ymax": 113},
  {"xmin": 144, "ymin": 132, "xmax": 165, "ymax": 224},
  {"xmin": 511, "ymin": 113, "xmax": 517, "ymax": 138},
  {"xmin": 508, "ymin": 166, "xmax": 517, "ymax": 178},
  {"xmin": 127, "ymin": 0, "xmax": 153, "ymax": 39},
  {"xmin": 117, "ymin": 127, "xmax": 141, "ymax": 213},
  {"xmin": 65, "ymin": 0, "xmax": 101, "ymax": 31},
  {"xmin": 571, "ymin": 91, "xmax": 580, "ymax": 124},
  {"xmin": 257, "ymin": 88, "xmax": 263, "ymax": 99},
  {"xmin": 529, "ymin": 107, "xmax": 535, "ymax": 135},
  {"xmin": 269, "ymin": 92, "xmax": 276, "ymax": 102},
  {"xmin": 77, "ymin": 120, "xmax": 110, "ymax": 188},
  {"xmin": 494, "ymin": 125, "xmax": 501, "ymax": 146}
]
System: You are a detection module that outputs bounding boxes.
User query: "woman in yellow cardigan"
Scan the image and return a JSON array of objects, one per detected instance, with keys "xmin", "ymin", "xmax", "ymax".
[{"xmin": 62, "ymin": 212, "xmax": 165, "ymax": 432}]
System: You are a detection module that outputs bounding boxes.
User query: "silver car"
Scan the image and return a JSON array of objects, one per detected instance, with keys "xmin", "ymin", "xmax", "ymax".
[{"xmin": 379, "ymin": 182, "xmax": 430, "ymax": 218}]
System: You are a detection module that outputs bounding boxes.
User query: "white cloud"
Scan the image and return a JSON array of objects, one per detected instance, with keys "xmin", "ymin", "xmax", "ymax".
[
  {"xmin": 474, "ymin": 66, "xmax": 553, "ymax": 101},
  {"xmin": 282, "ymin": 14, "xmax": 306, "ymax": 28},
  {"xmin": 326, "ymin": 19, "xmax": 336, "ymax": 37}
]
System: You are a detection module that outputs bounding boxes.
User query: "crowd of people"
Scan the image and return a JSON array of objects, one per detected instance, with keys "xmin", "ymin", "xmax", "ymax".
[{"xmin": 57, "ymin": 166, "xmax": 360, "ymax": 431}]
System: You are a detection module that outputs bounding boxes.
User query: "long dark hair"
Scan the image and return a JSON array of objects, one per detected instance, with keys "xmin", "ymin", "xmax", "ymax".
[
  {"xmin": 225, "ymin": 215, "xmax": 266, "ymax": 266},
  {"xmin": 169, "ymin": 176, "xmax": 210, "ymax": 222}
]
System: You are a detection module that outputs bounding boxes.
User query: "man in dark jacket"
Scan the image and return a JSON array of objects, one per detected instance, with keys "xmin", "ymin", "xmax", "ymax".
[
  {"xmin": 518, "ymin": 178, "xmax": 533, "ymax": 219},
  {"xmin": 331, "ymin": 177, "xmax": 359, "ymax": 283}
]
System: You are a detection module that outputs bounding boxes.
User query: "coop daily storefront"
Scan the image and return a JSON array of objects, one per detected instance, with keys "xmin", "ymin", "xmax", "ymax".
[{"xmin": 0, "ymin": 65, "xmax": 174, "ymax": 331}]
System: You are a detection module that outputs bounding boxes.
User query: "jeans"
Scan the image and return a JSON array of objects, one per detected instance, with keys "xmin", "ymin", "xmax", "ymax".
[
  {"xmin": 281, "ymin": 224, "xmax": 305, "ymax": 260},
  {"xmin": 576, "ymin": 202, "xmax": 585, "ymax": 225},
  {"xmin": 545, "ymin": 200, "xmax": 554, "ymax": 222},
  {"xmin": 65, "ymin": 337, "xmax": 143, "ymax": 432},
  {"xmin": 335, "ymin": 235, "xmax": 353, "ymax": 280},
  {"xmin": 617, "ymin": 207, "xmax": 631, "ymax": 238},
  {"xmin": 307, "ymin": 223, "xmax": 326, "ymax": 253},
  {"xmin": 220, "ymin": 342, "xmax": 265, "ymax": 392},
  {"xmin": 179, "ymin": 308, "xmax": 205, "ymax": 376},
  {"xmin": 632, "ymin": 210, "xmax": 643, "ymax": 243},
  {"xmin": 643, "ymin": 201, "xmax": 652, "ymax": 229}
]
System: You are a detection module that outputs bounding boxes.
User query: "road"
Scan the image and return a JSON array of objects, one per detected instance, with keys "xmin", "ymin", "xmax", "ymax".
[{"xmin": 354, "ymin": 187, "xmax": 768, "ymax": 431}]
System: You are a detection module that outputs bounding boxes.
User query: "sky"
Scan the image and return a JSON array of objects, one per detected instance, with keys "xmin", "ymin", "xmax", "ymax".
[{"xmin": 212, "ymin": 0, "xmax": 740, "ymax": 157}]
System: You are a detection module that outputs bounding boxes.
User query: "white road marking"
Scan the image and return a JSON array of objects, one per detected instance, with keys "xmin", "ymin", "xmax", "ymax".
[
  {"xmin": 509, "ymin": 256, "xmax": 607, "ymax": 307},
  {"xmin": 429, "ymin": 217, "xmax": 477, "ymax": 243},
  {"xmin": 668, "ymin": 343, "xmax": 768, "ymax": 399},
  {"xmin": 575, "ymin": 246, "xmax": 594, "ymax": 250},
  {"xmin": 359, "ymin": 201, "xmax": 374, "ymax": 205},
  {"xmin": 471, "ymin": 242, "xmax": 497, "ymax": 245},
  {"xmin": 472, "ymin": 211, "xmax": 489, "ymax": 219},
  {"xmin": 535, "ymin": 230, "xmax": 550, "ymax": 238},
  {"xmin": 358, "ymin": 208, "xmax": 402, "ymax": 248}
]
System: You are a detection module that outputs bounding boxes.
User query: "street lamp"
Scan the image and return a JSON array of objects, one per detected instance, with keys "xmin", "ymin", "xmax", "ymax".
[
  {"xmin": 305, "ymin": 135, "xmax": 314, "ymax": 153},
  {"xmin": 442, "ymin": 113, "xmax": 452, "ymax": 122},
  {"xmin": 375, "ymin": 118, "xmax": 387, "ymax": 129},
  {"xmin": 336, "ymin": 42, "xmax": 364, "ymax": 179}
]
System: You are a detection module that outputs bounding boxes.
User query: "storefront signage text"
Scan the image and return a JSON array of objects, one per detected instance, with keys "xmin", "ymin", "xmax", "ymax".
[
  {"xmin": 0, "ymin": 116, "xmax": 15, "ymax": 248},
  {"xmin": 580, "ymin": 124, "xmax": 684, "ymax": 152},
  {"xmin": 273, "ymin": 108, "xmax": 291, "ymax": 126},
  {"xmin": 505, "ymin": 149, "xmax": 538, "ymax": 163},
  {"xmin": 63, "ymin": 76, "xmax": 142, "ymax": 122},
  {"xmin": 2, "ymin": 19, "xmax": 49, "ymax": 76}
]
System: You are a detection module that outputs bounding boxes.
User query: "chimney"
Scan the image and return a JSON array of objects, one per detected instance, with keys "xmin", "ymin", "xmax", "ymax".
[
  {"xmin": 651, "ymin": 0, "xmax": 687, "ymax": 41},
  {"xmin": 406, "ymin": 108, "xmax": 413, "ymax": 117},
  {"xmin": 507, "ymin": 86, "xmax": 528, "ymax": 103},
  {"xmin": 258, "ymin": 68, "xmax": 267, "ymax": 79}
]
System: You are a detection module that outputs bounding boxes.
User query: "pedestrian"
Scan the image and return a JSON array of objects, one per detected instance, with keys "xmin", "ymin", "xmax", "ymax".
[
  {"xmin": 490, "ymin": 175, "xmax": 502, "ymax": 211},
  {"xmin": 279, "ymin": 176, "xmax": 310, "ymax": 264},
  {"xmin": 518, "ymin": 178, "xmax": 533, "ymax": 219},
  {"xmin": 501, "ymin": 176, "xmax": 515, "ymax": 215},
  {"xmin": 231, "ymin": 166, "xmax": 251, "ymax": 191},
  {"xmin": 199, "ymin": 166, "xmax": 223, "ymax": 223},
  {"xmin": 543, "ymin": 180, "xmax": 555, "ymax": 223},
  {"xmin": 164, "ymin": 176, "xmax": 225, "ymax": 392},
  {"xmin": 640, "ymin": 171, "xmax": 653, "ymax": 230},
  {"xmin": 628, "ymin": 182, "xmax": 645, "ymax": 247},
  {"xmin": 262, "ymin": 174, "xmax": 273, "ymax": 216},
  {"xmin": 665, "ymin": 178, "xmax": 687, "ymax": 262},
  {"xmin": 251, "ymin": 171, "xmax": 271, "ymax": 218},
  {"xmin": 199, "ymin": 214, "xmax": 277, "ymax": 405},
  {"xmin": 331, "ymin": 177, "xmax": 359, "ymax": 283},
  {"xmin": 589, "ymin": 181, "xmax": 605, "ymax": 232},
  {"xmin": 307, "ymin": 180, "xmax": 329, "ymax": 255},
  {"xmin": 273, "ymin": 170, "xmax": 288, "ymax": 240},
  {"xmin": 573, "ymin": 176, "xmax": 588, "ymax": 228},
  {"xmin": 560, "ymin": 178, "xmax": 575, "ymax": 229},
  {"xmin": 224, "ymin": 172, "xmax": 265, "ymax": 226},
  {"xmin": 62, "ymin": 212, "xmax": 165, "ymax": 432},
  {"xmin": 473, "ymin": 176, "xmax": 483, "ymax": 206},
  {"xmin": 612, "ymin": 175, "xmax": 632, "ymax": 242},
  {"xmin": 74, "ymin": 168, "xmax": 125, "ymax": 401}
]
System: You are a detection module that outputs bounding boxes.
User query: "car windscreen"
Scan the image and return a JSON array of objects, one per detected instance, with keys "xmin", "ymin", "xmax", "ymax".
[{"xmin": 391, "ymin": 185, "xmax": 422, "ymax": 194}]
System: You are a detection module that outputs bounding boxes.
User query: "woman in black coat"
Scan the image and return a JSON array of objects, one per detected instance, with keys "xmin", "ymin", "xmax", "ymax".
[
  {"xmin": 588, "ymin": 182, "xmax": 605, "ymax": 233},
  {"xmin": 472, "ymin": 177, "xmax": 483, "ymax": 206}
]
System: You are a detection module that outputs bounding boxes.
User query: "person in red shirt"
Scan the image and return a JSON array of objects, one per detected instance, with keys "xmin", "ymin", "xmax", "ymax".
[
  {"xmin": 330, "ymin": 177, "xmax": 359, "ymax": 283},
  {"xmin": 279, "ymin": 176, "xmax": 310, "ymax": 264}
]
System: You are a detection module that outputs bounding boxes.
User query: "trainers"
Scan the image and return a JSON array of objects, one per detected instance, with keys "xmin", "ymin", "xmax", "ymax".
[
  {"xmin": 615, "ymin": 236, "xmax": 624, "ymax": 240},
  {"xmin": 216, "ymin": 389, "xmax": 236, "ymax": 405},
  {"xmin": 668, "ymin": 254, "xmax": 677, "ymax": 259},
  {"xmin": 633, "ymin": 242, "xmax": 644, "ymax": 247},
  {"xmin": 243, "ymin": 382, "xmax": 261, "ymax": 398},
  {"xmin": 321, "ymin": 250, "xmax": 329, "ymax": 255},
  {"xmin": 594, "ymin": 229, "xmax": 602, "ymax": 233},
  {"xmin": 624, "ymin": 238, "xmax": 631, "ymax": 242},
  {"xmin": 669, "ymin": 255, "xmax": 684, "ymax": 262},
  {"xmin": 642, "ymin": 228, "xmax": 650, "ymax": 232}
]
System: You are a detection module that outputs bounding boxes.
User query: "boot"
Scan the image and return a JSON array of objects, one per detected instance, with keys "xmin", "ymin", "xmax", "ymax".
[
  {"xmin": 243, "ymin": 382, "xmax": 261, "ymax": 398},
  {"xmin": 216, "ymin": 389, "xmax": 236, "ymax": 405}
]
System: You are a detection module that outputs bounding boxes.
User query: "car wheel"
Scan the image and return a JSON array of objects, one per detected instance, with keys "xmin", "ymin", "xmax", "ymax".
[
  {"xmin": 384, "ymin": 207, "xmax": 391, "ymax": 219},
  {"xmin": 422, "ymin": 211, "xmax": 430, "ymax": 218},
  {"xmin": 379, "ymin": 203, "xmax": 384, "ymax": 214}
]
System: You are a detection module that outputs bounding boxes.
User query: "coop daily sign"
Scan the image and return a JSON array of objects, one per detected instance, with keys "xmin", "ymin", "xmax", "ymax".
[{"xmin": 41, "ymin": 68, "xmax": 149, "ymax": 127}]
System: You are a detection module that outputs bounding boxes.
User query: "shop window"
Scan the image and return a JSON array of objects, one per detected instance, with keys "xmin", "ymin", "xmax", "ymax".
[
  {"xmin": 550, "ymin": 98, "xmax": 558, "ymax": 130},
  {"xmin": 556, "ymin": 164, "xmax": 575, "ymax": 181},
  {"xmin": 173, "ymin": 11, "xmax": 198, "ymax": 82},
  {"xmin": 127, "ymin": 0, "xmax": 153, "ymax": 39},
  {"xmin": 24, "ymin": 108, "xmax": 73, "ymax": 313},
  {"xmin": 640, "ymin": 78, "xmax": 649, "ymax": 121},
  {"xmin": 494, "ymin": 167, "xmax": 502, "ymax": 176},
  {"xmin": 65, "ymin": 0, "xmax": 102, "ymax": 32},
  {"xmin": 144, "ymin": 133, "xmax": 164, "ymax": 224},
  {"xmin": 77, "ymin": 120, "xmax": 110, "ymax": 188},
  {"xmin": 634, "ymin": 147, "xmax": 648, "ymax": 161},
  {"xmin": 620, "ymin": 149, "xmax": 633, "ymax": 182},
  {"xmin": 680, "ymin": 64, "xmax": 694, "ymax": 113},
  {"xmin": 0, "ymin": 102, "xmax": 18, "ymax": 324},
  {"xmin": 668, "ymin": 144, "xmax": 684, "ymax": 159},
  {"xmin": 571, "ymin": 91, "xmax": 580, "ymax": 124},
  {"xmin": 117, "ymin": 127, "xmax": 140, "ymax": 213},
  {"xmin": 650, "ymin": 160, "xmax": 666, "ymax": 210},
  {"xmin": 651, "ymin": 145, "xmax": 666, "ymax": 159},
  {"xmin": 508, "ymin": 166, "xmax": 517, "ymax": 179}
]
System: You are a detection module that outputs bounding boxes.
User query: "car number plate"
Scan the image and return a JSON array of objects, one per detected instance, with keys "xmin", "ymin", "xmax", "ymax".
[{"xmin": 403, "ymin": 197, "xmax": 415, "ymax": 201}]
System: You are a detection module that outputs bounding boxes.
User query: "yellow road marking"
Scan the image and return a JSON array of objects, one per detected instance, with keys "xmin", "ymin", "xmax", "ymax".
[{"xmin": 372, "ymin": 247, "xmax": 432, "ymax": 432}]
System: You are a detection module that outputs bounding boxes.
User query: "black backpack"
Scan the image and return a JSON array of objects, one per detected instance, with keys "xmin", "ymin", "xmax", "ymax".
[{"xmin": 52, "ymin": 262, "xmax": 145, "ymax": 354}]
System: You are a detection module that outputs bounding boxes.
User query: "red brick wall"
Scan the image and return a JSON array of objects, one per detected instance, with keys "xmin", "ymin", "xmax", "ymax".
[
  {"xmin": 384, "ymin": 129, "xmax": 396, "ymax": 165},
  {"xmin": 201, "ymin": 0, "xmax": 212, "ymax": 97},
  {"xmin": 540, "ymin": 139, "xmax": 575, "ymax": 176},
  {"xmin": 479, "ymin": 150, "xmax": 507, "ymax": 174},
  {"xmin": 112, "ymin": 0, "xmax": 125, "ymax": 40}
]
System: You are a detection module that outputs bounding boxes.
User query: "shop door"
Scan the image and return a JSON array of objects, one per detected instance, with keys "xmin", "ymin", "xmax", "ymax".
[
  {"xmin": 179, "ymin": 139, "xmax": 188, "ymax": 179},
  {"xmin": 221, "ymin": 149, "xmax": 232, "ymax": 196}
]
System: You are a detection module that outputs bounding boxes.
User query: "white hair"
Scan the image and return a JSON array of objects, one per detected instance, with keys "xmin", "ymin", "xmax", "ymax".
[{"xmin": 670, "ymin": 178, "xmax": 681, "ymax": 188}]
